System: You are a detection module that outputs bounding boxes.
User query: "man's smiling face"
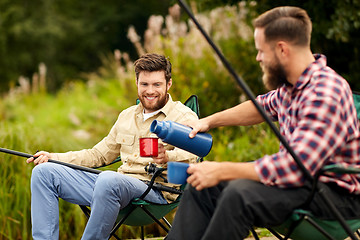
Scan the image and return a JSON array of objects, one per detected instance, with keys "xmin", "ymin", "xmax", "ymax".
[{"xmin": 137, "ymin": 70, "xmax": 172, "ymax": 113}]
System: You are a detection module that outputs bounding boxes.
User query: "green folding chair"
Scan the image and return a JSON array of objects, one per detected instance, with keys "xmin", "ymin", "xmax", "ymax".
[
  {"xmin": 250, "ymin": 91, "xmax": 360, "ymax": 240},
  {"xmin": 79, "ymin": 95, "xmax": 200, "ymax": 240}
]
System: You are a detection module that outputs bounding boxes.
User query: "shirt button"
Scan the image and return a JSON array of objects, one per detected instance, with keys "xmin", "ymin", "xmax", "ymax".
[{"xmin": 134, "ymin": 154, "xmax": 138, "ymax": 157}]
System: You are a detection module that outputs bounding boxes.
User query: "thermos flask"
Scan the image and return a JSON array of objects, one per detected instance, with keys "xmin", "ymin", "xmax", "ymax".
[{"xmin": 150, "ymin": 120, "xmax": 213, "ymax": 157}]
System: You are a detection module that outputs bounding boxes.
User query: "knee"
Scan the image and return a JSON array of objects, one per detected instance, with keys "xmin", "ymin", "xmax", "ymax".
[
  {"xmin": 185, "ymin": 183, "xmax": 198, "ymax": 194},
  {"xmin": 221, "ymin": 179, "xmax": 259, "ymax": 204},
  {"xmin": 30, "ymin": 162, "xmax": 60, "ymax": 190},
  {"xmin": 94, "ymin": 171, "xmax": 124, "ymax": 194},
  {"xmin": 223, "ymin": 179, "xmax": 253, "ymax": 193},
  {"xmin": 183, "ymin": 182, "xmax": 225, "ymax": 204},
  {"xmin": 31, "ymin": 162, "xmax": 56, "ymax": 182},
  {"xmin": 184, "ymin": 183, "xmax": 207, "ymax": 199}
]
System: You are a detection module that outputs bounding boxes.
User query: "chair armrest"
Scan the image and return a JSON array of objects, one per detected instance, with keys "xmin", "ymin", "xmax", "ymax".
[
  {"xmin": 304, "ymin": 164, "xmax": 360, "ymax": 207},
  {"xmin": 321, "ymin": 165, "xmax": 360, "ymax": 175},
  {"xmin": 93, "ymin": 156, "xmax": 122, "ymax": 169}
]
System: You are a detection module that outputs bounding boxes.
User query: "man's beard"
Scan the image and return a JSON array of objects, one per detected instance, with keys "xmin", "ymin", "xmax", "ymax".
[
  {"xmin": 139, "ymin": 93, "xmax": 168, "ymax": 112},
  {"xmin": 261, "ymin": 57, "xmax": 288, "ymax": 91}
]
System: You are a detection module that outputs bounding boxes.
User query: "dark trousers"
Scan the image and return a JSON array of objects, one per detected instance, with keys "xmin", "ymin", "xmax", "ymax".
[{"xmin": 166, "ymin": 179, "xmax": 360, "ymax": 240}]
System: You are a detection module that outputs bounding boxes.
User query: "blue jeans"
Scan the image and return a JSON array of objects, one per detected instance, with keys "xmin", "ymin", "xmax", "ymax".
[{"xmin": 31, "ymin": 162, "xmax": 167, "ymax": 240}]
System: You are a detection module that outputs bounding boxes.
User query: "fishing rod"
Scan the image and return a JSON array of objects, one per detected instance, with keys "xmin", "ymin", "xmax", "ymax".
[
  {"xmin": 0, "ymin": 147, "xmax": 101, "ymax": 174},
  {"xmin": 0, "ymin": 147, "xmax": 182, "ymax": 194},
  {"xmin": 177, "ymin": 0, "xmax": 311, "ymax": 181},
  {"xmin": 176, "ymin": 1, "xmax": 357, "ymax": 239}
]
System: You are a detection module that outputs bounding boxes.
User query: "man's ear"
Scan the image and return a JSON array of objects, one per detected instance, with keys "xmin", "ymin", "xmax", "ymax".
[
  {"xmin": 167, "ymin": 78, "xmax": 173, "ymax": 91},
  {"xmin": 275, "ymin": 41, "xmax": 291, "ymax": 66},
  {"xmin": 277, "ymin": 41, "xmax": 289, "ymax": 57}
]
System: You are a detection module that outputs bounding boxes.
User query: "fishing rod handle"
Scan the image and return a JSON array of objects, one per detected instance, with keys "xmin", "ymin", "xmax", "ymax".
[{"xmin": 0, "ymin": 147, "xmax": 101, "ymax": 174}]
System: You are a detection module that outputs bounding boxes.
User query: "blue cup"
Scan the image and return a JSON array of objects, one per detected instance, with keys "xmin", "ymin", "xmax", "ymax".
[{"xmin": 167, "ymin": 162, "xmax": 190, "ymax": 184}]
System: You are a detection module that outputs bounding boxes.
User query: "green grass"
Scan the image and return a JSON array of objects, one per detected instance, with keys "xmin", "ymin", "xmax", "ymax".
[{"xmin": 0, "ymin": 78, "xmax": 134, "ymax": 239}]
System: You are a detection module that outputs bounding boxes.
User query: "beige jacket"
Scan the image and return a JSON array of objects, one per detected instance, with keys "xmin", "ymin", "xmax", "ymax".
[{"xmin": 52, "ymin": 95, "xmax": 198, "ymax": 201}]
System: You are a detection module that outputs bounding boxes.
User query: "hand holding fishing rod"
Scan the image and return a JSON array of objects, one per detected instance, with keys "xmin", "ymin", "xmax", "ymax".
[
  {"xmin": 27, "ymin": 151, "xmax": 52, "ymax": 165},
  {"xmin": 0, "ymin": 147, "xmax": 101, "ymax": 174}
]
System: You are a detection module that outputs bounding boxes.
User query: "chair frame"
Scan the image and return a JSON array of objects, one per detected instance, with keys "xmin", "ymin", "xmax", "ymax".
[
  {"xmin": 250, "ymin": 91, "xmax": 360, "ymax": 240},
  {"xmin": 261, "ymin": 164, "xmax": 360, "ymax": 240},
  {"xmin": 80, "ymin": 166, "xmax": 181, "ymax": 239}
]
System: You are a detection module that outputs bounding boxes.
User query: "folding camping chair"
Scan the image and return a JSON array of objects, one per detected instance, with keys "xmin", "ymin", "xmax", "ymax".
[
  {"xmin": 79, "ymin": 95, "xmax": 200, "ymax": 240},
  {"xmin": 250, "ymin": 91, "xmax": 360, "ymax": 240}
]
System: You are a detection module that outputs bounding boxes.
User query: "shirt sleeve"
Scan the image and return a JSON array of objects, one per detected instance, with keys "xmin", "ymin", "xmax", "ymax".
[
  {"xmin": 256, "ymin": 90, "xmax": 279, "ymax": 122},
  {"xmin": 254, "ymin": 87, "xmax": 352, "ymax": 188}
]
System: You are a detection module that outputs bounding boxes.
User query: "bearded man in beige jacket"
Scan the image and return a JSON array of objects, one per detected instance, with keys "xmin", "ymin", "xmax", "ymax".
[{"xmin": 26, "ymin": 53, "xmax": 198, "ymax": 240}]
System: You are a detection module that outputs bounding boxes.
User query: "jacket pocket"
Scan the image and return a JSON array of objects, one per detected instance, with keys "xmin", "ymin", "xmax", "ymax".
[
  {"xmin": 116, "ymin": 133, "xmax": 136, "ymax": 163},
  {"xmin": 116, "ymin": 133, "xmax": 135, "ymax": 146}
]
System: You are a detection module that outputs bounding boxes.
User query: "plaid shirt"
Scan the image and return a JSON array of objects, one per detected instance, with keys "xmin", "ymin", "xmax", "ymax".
[{"xmin": 254, "ymin": 54, "xmax": 360, "ymax": 194}]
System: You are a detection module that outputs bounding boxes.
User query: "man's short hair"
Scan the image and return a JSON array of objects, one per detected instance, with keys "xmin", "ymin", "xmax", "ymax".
[
  {"xmin": 134, "ymin": 53, "xmax": 172, "ymax": 83},
  {"xmin": 253, "ymin": 6, "xmax": 312, "ymax": 47}
]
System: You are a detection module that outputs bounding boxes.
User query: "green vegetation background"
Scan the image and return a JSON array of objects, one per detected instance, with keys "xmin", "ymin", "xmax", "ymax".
[
  {"xmin": 0, "ymin": 3, "xmax": 280, "ymax": 239},
  {"xmin": 2, "ymin": 0, "xmax": 360, "ymax": 94},
  {"xmin": 2, "ymin": 0, "xmax": 359, "ymax": 239}
]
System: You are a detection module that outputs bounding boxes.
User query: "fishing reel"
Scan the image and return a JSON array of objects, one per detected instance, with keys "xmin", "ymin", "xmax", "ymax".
[
  {"xmin": 144, "ymin": 162, "xmax": 167, "ymax": 183},
  {"xmin": 144, "ymin": 163, "xmax": 159, "ymax": 175}
]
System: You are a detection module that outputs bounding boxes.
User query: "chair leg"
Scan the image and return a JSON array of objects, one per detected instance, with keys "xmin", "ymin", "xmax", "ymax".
[
  {"xmin": 80, "ymin": 205, "xmax": 123, "ymax": 240},
  {"xmin": 109, "ymin": 205, "xmax": 137, "ymax": 238},
  {"xmin": 267, "ymin": 216, "xmax": 337, "ymax": 240},
  {"xmin": 304, "ymin": 216, "xmax": 335, "ymax": 240},
  {"xmin": 161, "ymin": 216, "xmax": 172, "ymax": 229},
  {"xmin": 82, "ymin": 204, "xmax": 175, "ymax": 239},
  {"xmin": 109, "ymin": 233, "xmax": 122, "ymax": 240},
  {"xmin": 140, "ymin": 205, "xmax": 170, "ymax": 232},
  {"xmin": 266, "ymin": 228, "xmax": 284, "ymax": 240},
  {"xmin": 249, "ymin": 227, "xmax": 260, "ymax": 240},
  {"xmin": 79, "ymin": 205, "xmax": 91, "ymax": 219},
  {"xmin": 272, "ymin": 215, "xmax": 306, "ymax": 240},
  {"xmin": 141, "ymin": 226, "xmax": 145, "ymax": 240}
]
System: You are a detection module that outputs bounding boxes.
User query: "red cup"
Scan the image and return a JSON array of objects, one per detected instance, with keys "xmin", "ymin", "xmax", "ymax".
[{"xmin": 139, "ymin": 137, "xmax": 158, "ymax": 157}]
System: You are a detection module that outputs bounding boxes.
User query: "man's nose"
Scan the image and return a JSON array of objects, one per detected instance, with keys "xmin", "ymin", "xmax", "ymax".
[
  {"xmin": 256, "ymin": 52, "xmax": 262, "ymax": 62},
  {"xmin": 146, "ymin": 85, "xmax": 155, "ymax": 93}
]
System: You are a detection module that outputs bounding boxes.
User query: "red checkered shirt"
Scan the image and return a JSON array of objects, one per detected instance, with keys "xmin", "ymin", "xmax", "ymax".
[{"xmin": 254, "ymin": 54, "xmax": 360, "ymax": 194}]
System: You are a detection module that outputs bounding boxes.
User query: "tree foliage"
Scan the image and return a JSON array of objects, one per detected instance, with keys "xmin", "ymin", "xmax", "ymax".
[
  {"xmin": 0, "ymin": 0, "xmax": 170, "ymax": 92},
  {"xmin": 1, "ymin": 0, "xmax": 360, "ymax": 93},
  {"xmin": 191, "ymin": 0, "xmax": 360, "ymax": 91}
]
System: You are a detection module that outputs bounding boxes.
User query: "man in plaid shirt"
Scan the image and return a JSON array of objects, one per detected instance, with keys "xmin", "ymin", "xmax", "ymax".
[{"xmin": 166, "ymin": 6, "xmax": 360, "ymax": 240}]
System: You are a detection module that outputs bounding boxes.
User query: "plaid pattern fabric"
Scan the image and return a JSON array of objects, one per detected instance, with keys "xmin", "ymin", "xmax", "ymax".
[{"xmin": 254, "ymin": 54, "xmax": 360, "ymax": 194}]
